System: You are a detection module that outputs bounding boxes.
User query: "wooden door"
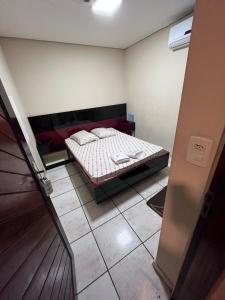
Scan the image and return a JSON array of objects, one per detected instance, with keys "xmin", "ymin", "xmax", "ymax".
[
  {"xmin": 0, "ymin": 82, "xmax": 75, "ymax": 299},
  {"xmin": 172, "ymin": 141, "xmax": 225, "ymax": 300}
]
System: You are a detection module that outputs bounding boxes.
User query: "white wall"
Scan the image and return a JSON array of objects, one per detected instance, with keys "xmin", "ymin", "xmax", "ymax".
[
  {"xmin": 0, "ymin": 44, "xmax": 44, "ymax": 170},
  {"xmin": 0, "ymin": 38, "xmax": 125, "ymax": 116},
  {"xmin": 125, "ymin": 26, "xmax": 188, "ymax": 152}
]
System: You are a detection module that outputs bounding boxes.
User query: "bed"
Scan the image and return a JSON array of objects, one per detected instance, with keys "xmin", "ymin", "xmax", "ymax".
[{"xmin": 65, "ymin": 128, "xmax": 169, "ymax": 203}]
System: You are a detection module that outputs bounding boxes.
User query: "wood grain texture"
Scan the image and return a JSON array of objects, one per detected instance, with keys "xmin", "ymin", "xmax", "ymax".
[
  {"xmin": 0, "ymin": 132, "xmax": 23, "ymax": 159},
  {"xmin": 22, "ymin": 235, "xmax": 61, "ymax": 299},
  {"xmin": 0, "ymin": 93, "xmax": 75, "ymax": 299},
  {"xmin": 0, "ymin": 150, "xmax": 31, "ymax": 174},
  {"xmin": 0, "ymin": 191, "xmax": 44, "ymax": 223},
  {"xmin": 58, "ymin": 256, "xmax": 71, "ymax": 299},
  {"xmin": 65, "ymin": 268, "xmax": 72, "ymax": 299},
  {"xmin": 0, "ymin": 171, "xmax": 37, "ymax": 194},
  {"xmin": 39, "ymin": 243, "xmax": 65, "ymax": 300},
  {"xmin": 50, "ymin": 250, "xmax": 68, "ymax": 299},
  {"xmin": 0, "ymin": 214, "xmax": 52, "ymax": 290},
  {"xmin": 0, "ymin": 206, "xmax": 46, "ymax": 254},
  {"xmin": 0, "ymin": 115, "xmax": 15, "ymax": 140},
  {"xmin": 0, "ymin": 227, "xmax": 57, "ymax": 299}
]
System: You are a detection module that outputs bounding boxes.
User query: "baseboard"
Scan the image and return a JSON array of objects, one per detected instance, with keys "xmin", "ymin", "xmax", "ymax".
[{"xmin": 152, "ymin": 260, "xmax": 174, "ymax": 294}]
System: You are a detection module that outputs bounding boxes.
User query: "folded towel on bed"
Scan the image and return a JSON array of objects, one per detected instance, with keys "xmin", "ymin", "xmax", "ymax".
[
  {"xmin": 111, "ymin": 153, "xmax": 130, "ymax": 164},
  {"xmin": 127, "ymin": 150, "xmax": 143, "ymax": 159}
]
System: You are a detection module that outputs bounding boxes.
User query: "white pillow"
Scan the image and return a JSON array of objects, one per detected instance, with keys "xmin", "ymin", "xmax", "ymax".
[
  {"xmin": 91, "ymin": 128, "xmax": 116, "ymax": 139},
  {"xmin": 70, "ymin": 130, "xmax": 98, "ymax": 146}
]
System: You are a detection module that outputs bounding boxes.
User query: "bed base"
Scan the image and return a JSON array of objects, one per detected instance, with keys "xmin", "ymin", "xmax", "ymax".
[{"xmin": 67, "ymin": 147, "xmax": 169, "ymax": 203}]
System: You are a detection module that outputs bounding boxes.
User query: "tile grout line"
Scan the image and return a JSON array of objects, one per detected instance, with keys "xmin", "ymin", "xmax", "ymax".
[
  {"xmin": 50, "ymin": 165, "xmax": 166, "ymax": 201},
  {"xmin": 109, "ymin": 243, "xmax": 146, "ymax": 270},
  {"xmin": 67, "ymin": 202, "xmax": 136, "ymax": 245},
  {"xmin": 61, "ymin": 218, "xmax": 159, "ymax": 293},
  {"xmin": 76, "ymin": 270, "xmax": 108, "ymax": 296},
  {"xmin": 75, "ymin": 195, "xmax": 144, "ymax": 235},
  {"xmin": 58, "ymin": 206, "xmax": 82, "ymax": 218},
  {"xmin": 142, "ymin": 243, "xmax": 155, "ymax": 260},
  {"xmin": 79, "ymin": 200, "xmax": 121, "ymax": 300},
  {"xmin": 56, "ymin": 193, "xmax": 146, "ymax": 244},
  {"xmin": 67, "ymin": 210, "xmax": 161, "ymax": 259},
  {"xmin": 61, "ymin": 190, "xmax": 148, "ymax": 235},
  {"xmin": 51, "ymin": 187, "xmax": 76, "ymax": 200},
  {"xmin": 111, "ymin": 197, "xmax": 144, "ymax": 214},
  {"xmin": 57, "ymin": 190, "xmax": 94, "ymax": 218},
  {"xmin": 50, "ymin": 166, "xmax": 166, "ymax": 224},
  {"xmin": 51, "ymin": 181, "xmax": 86, "ymax": 199},
  {"xmin": 77, "ymin": 183, "xmax": 161, "ymax": 232},
  {"xmin": 50, "ymin": 166, "xmax": 166, "ymax": 296},
  {"xmin": 48, "ymin": 166, "xmax": 81, "ymax": 180},
  {"xmin": 51, "ymin": 188, "xmax": 75, "ymax": 199},
  {"xmin": 90, "ymin": 217, "xmax": 161, "ymax": 272},
  {"xmin": 58, "ymin": 193, "xmax": 149, "ymax": 236},
  {"xmin": 120, "ymin": 209, "xmax": 156, "ymax": 260},
  {"xmin": 142, "ymin": 229, "xmax": 161, "ymax": 260},
  {"xmin": 48, "ymin": 172, "xmax": 80, "ymax": 183},
  {"xmin": 77, "ymin": 200, "xmax": 161, "ymax": 291},
  {"xmin": 56, "ymin": 186, "xmax": 162, "ymax": 247},
  {"xmin": 49, "ymin": 163, "xmax": 168, "ymax": 188},
  {"xmin": 142, "ymin": 228, "xmax": 161, "ymax": 244},
  {"xmin": 52, "ymin": 183, "xmax": 94, "ymax": 208},
  {"xmin": 53, "ymin": 181, "xmax": 162, "ymax": 247},
  {"xmin": 113, "ymin": 185, "xmax": 163, "ymax": 261},
  {"xmin": 124, "ymin": 174, "xmax": 165, "ymax": 202},
  {"xmin": 93, "ymin": 223, "xmax": 161, "ymax": 272},
  {"xmin": 68, "ymin": 230, "xmax": 92, "ymax": 246}
]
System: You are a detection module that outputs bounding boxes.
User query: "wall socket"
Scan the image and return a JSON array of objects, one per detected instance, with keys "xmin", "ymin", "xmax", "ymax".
[{"xmin": 186, "ymin": 136, "xmax": 213, "ymax": 167}]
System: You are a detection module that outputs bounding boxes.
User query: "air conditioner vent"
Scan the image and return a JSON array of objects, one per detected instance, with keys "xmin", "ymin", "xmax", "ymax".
[{"xmin": 168, "ymin": 16, "xmax": 193, "ymax": 51}]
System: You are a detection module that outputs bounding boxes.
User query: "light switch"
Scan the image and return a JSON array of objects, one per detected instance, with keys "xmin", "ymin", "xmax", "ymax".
[{"xmin": 186, "ymin": 136, "xmax": 213, "ymax": 167}]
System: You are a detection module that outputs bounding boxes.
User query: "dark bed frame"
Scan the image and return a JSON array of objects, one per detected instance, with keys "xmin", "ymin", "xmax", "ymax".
[{"xmin": 67, "ymin": 146, "xmax": 169, "ymax": 203}]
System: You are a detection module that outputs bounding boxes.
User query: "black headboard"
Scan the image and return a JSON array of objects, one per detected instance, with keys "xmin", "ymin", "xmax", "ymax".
[{"xmin": 28, "ymin": 103, "xmax": 126, "ymax": 134}]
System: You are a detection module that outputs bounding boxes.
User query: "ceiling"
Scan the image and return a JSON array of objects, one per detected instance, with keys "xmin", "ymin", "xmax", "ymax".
[{"xmin": 0, "ymin": 0, "xmax": 195, "ymax": 49}]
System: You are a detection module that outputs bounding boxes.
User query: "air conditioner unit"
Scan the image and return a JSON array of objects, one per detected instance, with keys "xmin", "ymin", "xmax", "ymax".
[{"xmin": 168, "ymin": 16, "xmax": 193, "ymax": 51}]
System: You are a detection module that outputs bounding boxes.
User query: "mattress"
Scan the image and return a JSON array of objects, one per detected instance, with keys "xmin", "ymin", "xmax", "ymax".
[{"xmin": 65, "ymin": 129, "xmax": 164, "ymax": 185}]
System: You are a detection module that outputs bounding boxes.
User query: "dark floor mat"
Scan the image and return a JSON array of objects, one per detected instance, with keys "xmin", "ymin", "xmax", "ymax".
[{"xmin": 146, "ymin": 186, "xmax": 167, "ymax": 217}]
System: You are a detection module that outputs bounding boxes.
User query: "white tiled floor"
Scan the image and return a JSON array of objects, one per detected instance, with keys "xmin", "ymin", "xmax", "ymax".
[
  {"xmin": 144, "ymin": 230, "xmax": 161, "ymax": 259},
  {"xmin": 110, "ymin": 245, "xmax": 168, "ymax": 300},
  {"xmin": 153, "ymin": 169, "xmax": 169, "ymax": 187},
  {"xmin": 60, "ymin": 208, "xmax": 90, "ymax": 243},
  {"xmin": 93, "ymin": 214, "xmax": 141, "ymax": 268},
  {"xmin": 71, "ymin": 232, "xmax": 107, "ymax": 293},
  {"xmin": 48, "ymin": 163, "xmax": 80, "ymax": 182},
  {"xmin": 133, "ymin": 177, "xmax": 163, "ymax": 200},
  {"xmin": 83, "ymin": 200, "xmax": 120, "ymax": 230},
  {"xmin": 76, "ymin": 185, "xmax": 94, "ymax": 205},
  {"xmin": 77, "ymin": 273, "xmax": 119, "ymax": 300},
  {"xmin": 51, "ymin": 176, "xmax": 74, "ymax": 198},
  {"xmin": 123, "ymin": 201, "xmax": 162, "ymax": 242},
  {"xmin": 49, "ymin": 162, "xmax": 170, "ymax": 299},
  {"xmin": 52, "ymin": 189, "xmax": 81, "ymax": 216},
  {"xmin": 111, "ymin": 187, "xmax": 143, "ymax": 212}
]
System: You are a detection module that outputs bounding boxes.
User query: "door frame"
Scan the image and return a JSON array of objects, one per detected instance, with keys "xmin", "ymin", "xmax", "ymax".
[{"xmin": 0, "ymin": 79, "xmax": 77, "ymax": 297}]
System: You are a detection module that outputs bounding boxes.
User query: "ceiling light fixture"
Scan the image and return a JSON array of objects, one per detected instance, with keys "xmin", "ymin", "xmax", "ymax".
[{"xmin": 92, "ymin": 0, "xmax": 122, "ymax": 16}]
